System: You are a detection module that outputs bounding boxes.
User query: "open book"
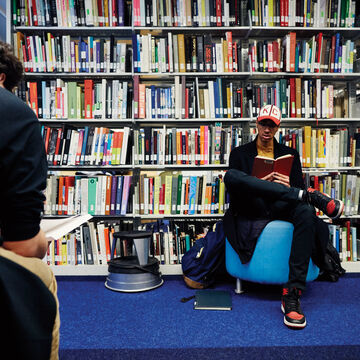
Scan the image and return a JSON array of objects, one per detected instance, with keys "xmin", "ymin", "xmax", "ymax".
[
  {"xmin": 251, "ymin": 154, "xmax": 294, "ymax": 179},
  {"xmin": 40, "ymin": 214, "xmax": 92, "ymax": 239}
]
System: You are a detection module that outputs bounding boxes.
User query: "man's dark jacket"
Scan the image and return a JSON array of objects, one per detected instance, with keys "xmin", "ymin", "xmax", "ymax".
[
  {"xmin": 223, "ymin": 137, "xmax": 305, "ymax": 264},
  {"xmin": 0, "ymin": 87, "xmax": 47, "ymax": 243}
]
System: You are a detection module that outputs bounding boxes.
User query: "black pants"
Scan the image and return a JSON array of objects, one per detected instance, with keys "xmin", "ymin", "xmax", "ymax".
[
  {"xmin": 275, "ymin": 202, "xmax": 329, "ymax": 290},
  {"xmin": 224, "ymin": 169, "xmax": 329, "ymax": 291}
]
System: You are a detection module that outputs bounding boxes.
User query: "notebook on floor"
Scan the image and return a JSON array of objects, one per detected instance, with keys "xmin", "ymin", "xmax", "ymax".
[{"xmin": 193, "ymin": 290, "xmax": 232, "ymax": 311}]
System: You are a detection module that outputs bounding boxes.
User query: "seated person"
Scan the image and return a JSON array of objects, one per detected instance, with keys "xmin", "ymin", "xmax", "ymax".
[
  {"xmin": 223, "ymin": 104, "xmax": 344, "ymax": 329},
  {"xmin": 0, "ymin": 40, "xmax": 59, "ymax": 358}
]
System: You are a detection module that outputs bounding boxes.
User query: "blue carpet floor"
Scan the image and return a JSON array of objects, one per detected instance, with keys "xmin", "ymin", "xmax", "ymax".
[{"xmin": 57, "ymin": 274, "xmax": 360, "ymax": 360}]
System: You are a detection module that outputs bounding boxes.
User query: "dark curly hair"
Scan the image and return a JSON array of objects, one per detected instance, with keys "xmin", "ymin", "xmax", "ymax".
[{"xmin": 0, "ymin": 41, "xmax": 24, "ymax": 91}]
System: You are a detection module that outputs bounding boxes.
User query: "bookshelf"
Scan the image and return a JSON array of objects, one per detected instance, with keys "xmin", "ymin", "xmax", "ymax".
[{"xmin": 6, "ymin": 0, "xmax": 360, "ymax": 274}]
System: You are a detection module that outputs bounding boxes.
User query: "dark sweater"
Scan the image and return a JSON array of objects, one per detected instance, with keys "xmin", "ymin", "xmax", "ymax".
[{"xmin": 0, "ymin": 87, "xmax": 47, "ymax": 242}]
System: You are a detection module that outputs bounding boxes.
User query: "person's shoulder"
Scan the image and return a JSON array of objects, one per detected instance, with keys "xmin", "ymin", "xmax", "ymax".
[{"xmin": 0, "ymin": 88, "xmax": 38, "ymax": 124}]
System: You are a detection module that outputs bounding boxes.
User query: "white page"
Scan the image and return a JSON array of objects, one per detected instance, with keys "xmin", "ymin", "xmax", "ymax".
[{"xmin": 41, "ymin": 214, "xmax": 93, "ymax": 239}]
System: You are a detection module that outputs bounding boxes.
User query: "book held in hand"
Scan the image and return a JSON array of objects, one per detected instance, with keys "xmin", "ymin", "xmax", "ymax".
[
  {"xmin": 40, "ymin": 214, "xmax": 93, "ymax": 239},
  {"xmin": 251, "ymin": 154, "xmax": 294, "ymax": 179},
  {"xmin": 193, "ymin": 290, "xmax": 232, "ymax": 311}
]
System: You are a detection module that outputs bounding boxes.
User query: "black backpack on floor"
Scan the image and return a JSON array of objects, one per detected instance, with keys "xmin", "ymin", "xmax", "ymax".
[{"xmin": 317, "ymin": 241, "xmax": 346, "ymax": 282}]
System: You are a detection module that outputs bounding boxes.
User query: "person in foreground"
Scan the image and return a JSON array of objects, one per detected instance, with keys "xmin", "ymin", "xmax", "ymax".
[
  {"xmin": 0, "ymin": 40, "xmax": 59, "ymax": 358},
  {"xmin": 223, "ymin": 104, "xmax": 344, "ymax": 329}
]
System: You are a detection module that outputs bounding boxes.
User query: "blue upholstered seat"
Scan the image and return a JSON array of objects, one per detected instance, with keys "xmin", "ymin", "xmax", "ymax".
[{"xmin": 226, "ymin": 220, "xmax": 319, "ymax": 292}]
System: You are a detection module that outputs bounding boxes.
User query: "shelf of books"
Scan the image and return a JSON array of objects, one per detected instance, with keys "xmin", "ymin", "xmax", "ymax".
[{"xmin": 7, "ymin": 0, "xmax": 360, "ymax": 274}]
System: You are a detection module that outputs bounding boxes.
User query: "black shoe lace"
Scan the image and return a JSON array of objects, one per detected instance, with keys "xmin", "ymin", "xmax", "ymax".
[{"xmin": 285, "ymin": 297, "xmax": 301, "ymax": 313}]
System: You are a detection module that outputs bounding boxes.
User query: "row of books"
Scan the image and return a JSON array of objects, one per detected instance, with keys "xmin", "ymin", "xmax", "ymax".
[
  {"xmin": 20, "ymin": 77, "xmax": 357, "ymax": 121},
  {"xmin": 139, "ymin": 218, "xmax": 219, "ymax": 265},
  {"xmin": 329, "ymin": 222, "xmax": 358, "ymax": 263},
  {"xmin": 134, "ymin": 171, "xmax": 229, "ymax": 216},
  {"xmin": 133, "ymin": 32, "xmax": 249, "ymax": 73},
  {"xmin": 42, "ymin": 126, "xmax": 131, "ymax": 166},
  {"xmin": 133, "ymin": 31, "xmax": 357, "ymax": 74},
  {"xmin": 133, "ymin": 0, "xmax": 360, "ymax": 28},
  {"xmin": 19, "ymin": 78, "xmax": 359, "ymax": 121},
  {"xmin": 133, "ymin": 0, "xmax": 249, "ymax": 27},
  {"xmin": 251, "ymin": 126, "xmax": 355, "ymax": 168},
  {"xmin": 44, "ymin": 174, "xmax": 133, "ymax": 216},
  {"xmin": 134, "ymin": 76, "xmax": 249, "ymax": 120},
  {"xmin": 43, "ymin": 217, "xmax": 359, "ymax": 267},
  {"xmin": 267, "ymin": 126, "xmax": 359, "ymax": 168},
  {"xmin": 17, "ymin": 30, "xmax": 356, "ymax": 75},
  {"xmin": 249, "ymin": 33, "xmax": 355, "ymax": 74},
  {"xmin": 301, "ymin": 127, "xmax": 358, "ymax": 168},
  {"xmin": 142, "ymin": 221, "xmax": 185, "ymax": 265},
  {"xmin": 307, "ymin": 173, "xmax": 360, "ymax": 216},
  {"xmin": 18, "ymin": 80, "xmax": 132, "ymax": 119},
  {"xmin": 250, "ymin": 0, "xmax": 359, "ymax": 27},
  {"xmin": 44, "ymin": 220, "xmax": 135, "ymax": 266},
  {"xmin": 44, "ymin": 218, "xmax": 218, "ymax": 266},
  {"xmin": 41, "ymin": 123, "xmax": 359, "ymax": 169},
  {"xmin": 249, "ymin": 79, "xmax": 358, "ymax": 119},
  {"xmin": 133, "ymin": 125, "xmax": 243, "ymax": 165},
  {"xmin": 14, "ymin": 0, "xmax": 360, "ymax": 29},
  {"xmin": 12, "ymin": 0, "xmax": 131, "ymax": 27},
  {"xmin": 14, "ymin": 33, "xmax": 131, "ymax": 74}
]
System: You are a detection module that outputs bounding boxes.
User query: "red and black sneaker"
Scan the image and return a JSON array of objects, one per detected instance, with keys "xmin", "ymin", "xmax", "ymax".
[
  {"xmin": 281, "ymin": 287, "xmax": 306, "ymax": 329},
  {"xmin": 306, "ymin": 187, "xmax": 344, "ymax": 220}
]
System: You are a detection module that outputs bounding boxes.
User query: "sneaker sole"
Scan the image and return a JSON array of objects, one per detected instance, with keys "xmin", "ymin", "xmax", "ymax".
[
  {"xmin": 281, "ymin": 304, "xmax": 307, "ymax": 329},
  {"xmin": 330, "ymin": 200, "xmax": 344, "ymax": 220}
]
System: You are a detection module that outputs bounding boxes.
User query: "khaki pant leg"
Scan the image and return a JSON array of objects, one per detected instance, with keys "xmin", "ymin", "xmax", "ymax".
[{"xmin": 0, "ymin": 247, "xmax": 60, "ymax": 360}]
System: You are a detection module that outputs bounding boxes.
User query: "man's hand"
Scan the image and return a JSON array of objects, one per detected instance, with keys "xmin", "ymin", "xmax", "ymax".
[
  {"xmin": 261, "ymin": 173, "xmax": 274, "ymax": 182},
  {"xmin": 272, "ymin": 172, "xmax": 290, "ymax": 187},
  {"xmin": 2, "ymin": 229, "xmax": 50, "ymax": 259}
]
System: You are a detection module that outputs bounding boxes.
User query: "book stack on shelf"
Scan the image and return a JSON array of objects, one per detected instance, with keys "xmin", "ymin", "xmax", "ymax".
[
  {"xmin": 133, "ymin": 0, "xmax": 250, "ymax": 27},
  {"xmin": 17, "ymin": 79, "xmax": 133, "ymax": 120},
  {"xmin": 249, "ymin": 80, "xmax": 358, "ymax": 119},
  {"xmin": 45, "ymin": 174, "xmax": 133, "ymax": 216},
  {"xmin": 133, "ymin": 76, "xmax": 250, "ymax": 120},
  {"xmin": 44, "ymin": 219, "xmax": 134, "ymax": 267},
  {"xmin": 44, "ymin": 217, "xmax": 219, "ymax": 271},
  {"xmin": 12, "ymin": 0, "xmax": 131, "ymax": 27},
  {"xmin": 43, "ymin": 126, "xmax": 131, "ymax": 167},
  {"xmin": 7, "ymin": 0, "xmax": 360, "ymax": 275},
  {"xmin": 329, "ymin": 221, "xmax": 358, "ymax": 263},
  {"xmin": 14, "ymin": 33, "xmax": 132, "ymax": 74},
  {"xmin": 248, "ymin": 125, "xmax": 360, "ymax": 171},
  {"xmin": 248, "ymin": 0, "xmax": 359, "ymax": 28},
  {"xmin": 133, "ymin": 125, "xmax": 243, "ymax": 165},
  {"xmin": 133, "ymin": 32, "xmax": 250, "ymax": 74},
  {"xmin": 133, "ymin": 171, "xmax": 228, "ymax": 216}
]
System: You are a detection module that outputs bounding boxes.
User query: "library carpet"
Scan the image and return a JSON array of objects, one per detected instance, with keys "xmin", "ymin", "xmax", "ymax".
[{"xmin": 57, "ymin": 273, "xmax": 360, "ymax": 360}]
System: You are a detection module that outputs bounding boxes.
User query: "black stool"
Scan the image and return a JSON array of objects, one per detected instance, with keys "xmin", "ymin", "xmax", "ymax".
[{"xmin": 105, "ymin": 231, "xmax": 163, "ymax": 292}]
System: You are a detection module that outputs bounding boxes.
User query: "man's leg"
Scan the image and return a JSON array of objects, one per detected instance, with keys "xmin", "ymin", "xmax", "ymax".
[
  {"xmin": 224, "ymin": 169, "xmax": 301, "ymax": 203},
  {"xmin": 225, "ymin": 169, "xmax": 344, "ymax": 219},
  {"xmin": 276, "ymin": 202, "xmax": 318, "ymax": 329},
  {"xmin": 284, "ymin": 203, "xmax": 317, "ymax": 290},
  {"xmin": 0, "ymin": 247, "xmax": 59, "ymax": 359}
]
